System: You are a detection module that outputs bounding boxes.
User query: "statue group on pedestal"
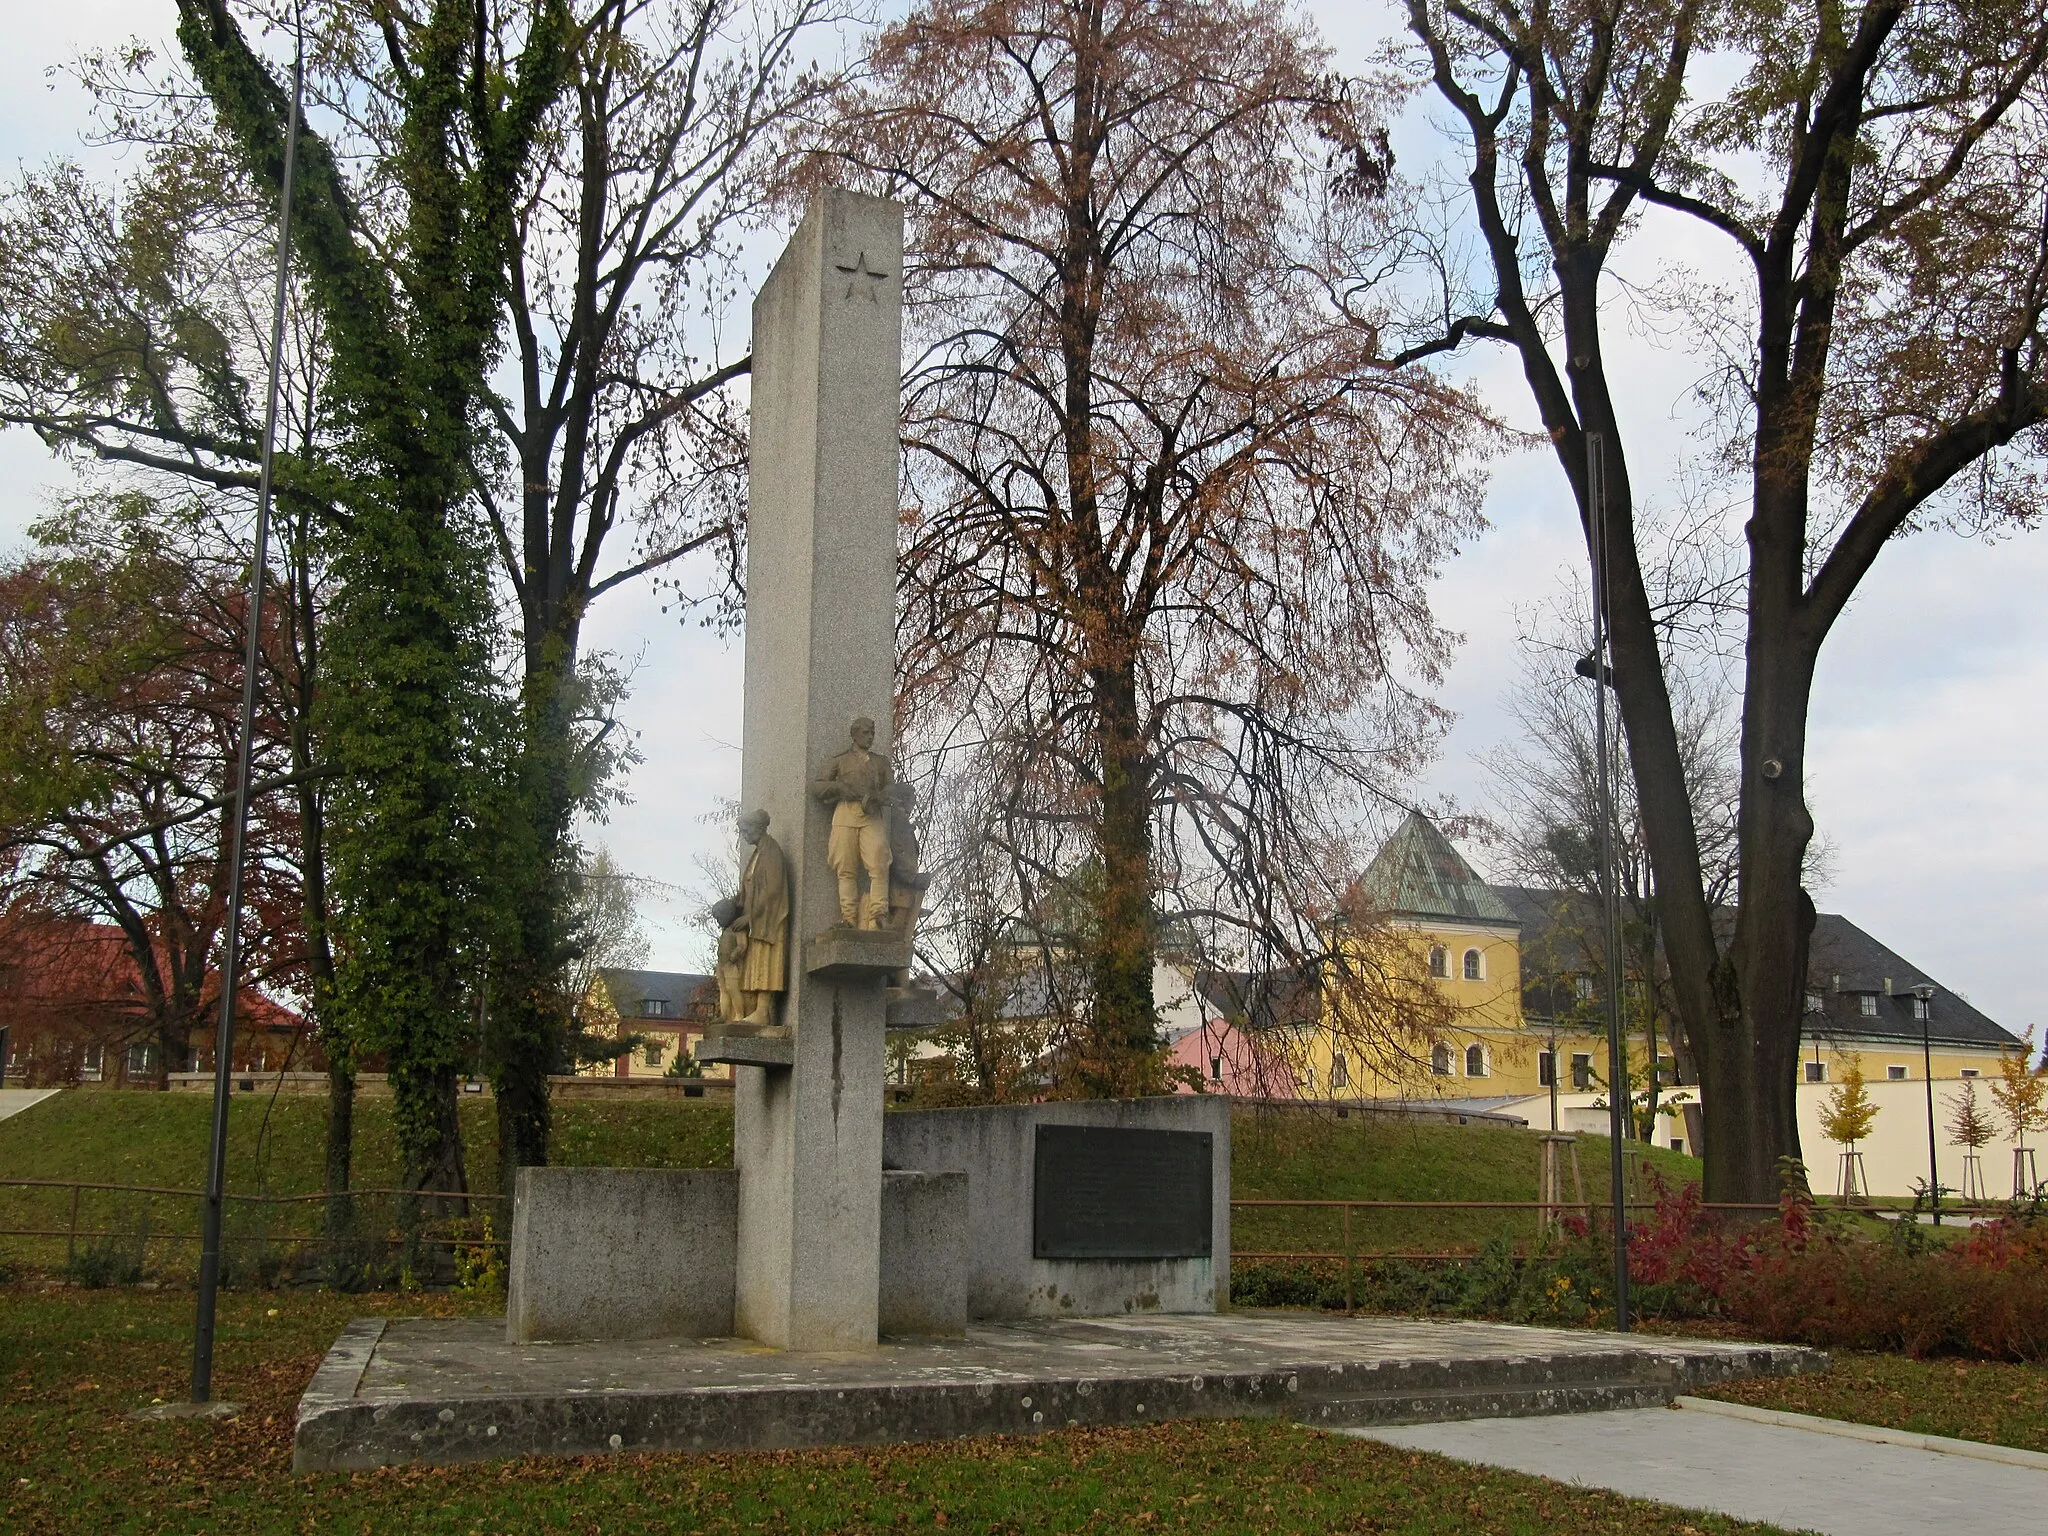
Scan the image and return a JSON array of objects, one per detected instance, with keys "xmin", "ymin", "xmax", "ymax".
[{"xmin": 712, "ymin": 718, "xmax": 927, "ymax": 1029}]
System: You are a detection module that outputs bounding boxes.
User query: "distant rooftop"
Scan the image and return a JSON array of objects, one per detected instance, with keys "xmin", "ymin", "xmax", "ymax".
[
  {"xmin": 1358, "ymin": 813, "xmax": 1518, "ymax": 928},
  {"xmin": 1497, "ymin": 886, "xmax": 2023, "ymax": 1053}
]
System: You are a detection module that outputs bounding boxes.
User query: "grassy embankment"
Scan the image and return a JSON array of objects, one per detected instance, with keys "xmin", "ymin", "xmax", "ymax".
[
  {"xmin": 0, "ymin": 1284, "xmax": 1794, "ymax": 1536},
  {"xmin": 0, "ymin": 1091, "xmax": 1698, "ymax": 1275}
]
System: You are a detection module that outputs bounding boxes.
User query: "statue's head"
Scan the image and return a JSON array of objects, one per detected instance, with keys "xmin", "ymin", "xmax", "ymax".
[
  {"xmin": 711, "ymin": 896, "xmax": 741, "ymax": 929},
  {"xmin": 850, "ymin": 716, "xmax": 876, "ymax": 750},
  {"xmin": 737, "ymin": 808, "xmax": 770, "ymax": 844}
]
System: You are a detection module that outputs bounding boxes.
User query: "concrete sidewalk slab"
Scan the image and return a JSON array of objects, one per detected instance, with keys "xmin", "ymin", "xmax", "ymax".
[
  {"xmin": 293, "ymin": 1311, "xmax": 1815, "ymax": 1472},
  {"xmin": 0, "ymin": 1088, "xmax": 58, "ymax": 1121},
  {"xmin": 1347, "ymin": 1400, "xmax": 2047, "ymax": 1536}
]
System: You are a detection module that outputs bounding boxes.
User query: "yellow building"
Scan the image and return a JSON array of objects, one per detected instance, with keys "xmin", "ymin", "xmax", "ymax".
[
  {"xmin": 1303, "ymin": 813, "xmax": 1635, "ymax": 1101},
  {"xmin": 1299, "ymin": 813, "xmax": 2026, "ymax": 1113},
  {"xmin": 578, "ymin": 968, "xmax": 730, "ymax": 1081}
]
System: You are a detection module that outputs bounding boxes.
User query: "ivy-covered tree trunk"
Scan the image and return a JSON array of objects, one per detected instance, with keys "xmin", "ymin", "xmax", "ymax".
[{"xmin": 177, "ymin": 0, "xmax": 573, "ymax": 1197}]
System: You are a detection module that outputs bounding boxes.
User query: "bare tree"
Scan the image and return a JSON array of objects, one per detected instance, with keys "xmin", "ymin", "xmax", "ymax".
[
  {"xmin": 1407, "ymin": 0, "xmax": 2048, "ymax": 1201},
  {"xmin": 811, "ymin": 0, "xmax": 1495, "ymax": 1091}
]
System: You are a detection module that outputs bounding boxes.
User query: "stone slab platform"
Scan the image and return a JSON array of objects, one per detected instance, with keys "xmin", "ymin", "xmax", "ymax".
[{"xmin": 294, "ymin": 1312, "xmax": 1818, "ymax": 1472}]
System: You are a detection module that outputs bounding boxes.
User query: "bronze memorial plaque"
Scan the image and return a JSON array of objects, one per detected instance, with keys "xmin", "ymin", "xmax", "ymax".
[{"xmin": 1032, "ymin": 1125, "xmax": 1213, "ymax": 1260}]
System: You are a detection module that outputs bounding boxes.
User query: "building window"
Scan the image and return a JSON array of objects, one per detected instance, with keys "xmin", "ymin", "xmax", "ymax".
[
  {"xmin": 126, "ymin": 1041, "xmax": 158, "ymax": 1077},
  {"xmin": 1331, "ymin": 1052, "xmax": 1349, "ymax": 1088},
  {"xmin": 1960, "ymin": 1067, "xmax": 1980, "ymax": 1078},
  {"xmin": 1463, "ymin": 949, "xmax": 1483, "ymax": 981},
  {"xmin": 1804, "ymin": 992, "xmax": 1823, "ymax": 1014},
  {"xmin": 640, "ymin": 998, "xmax": 668, "ymax": 1018},
  {"xmin": 1858, "ymin": 994, "xmax": 1878, "ymax": 1017},
  {"xmin": 1887, "ymin": 1064, "xmax": 1908, "ymax": 1080},
  {"xmin": 1465, "ymin": 1043, "xmax": 1487, "ymax": 1077},
  {"xmin": 81, "ymin": 1044, "xmax": 103, "ymax": 1080},
  {"xmin": 642, "ymin": 1042, "xmax": 665, "ymax": 1068},
  {"xmin": 1655, "ymin": 1055, "xmax": 1676, "ymax": 1086},
  {"xmin": 1570, "ymin": 1053, "xmax": 1593, "ymax": 1091},
  {"xmin": 1210, "ymin": 1056, "xmax": 1223, "ymax": 1082},
  {"xmin": 1911, "ymin": 996, "xmax": 1929, "ymax": 1020},
  {"xmin": 1429, "ymin": 946, "xmax": 1448, "ymax": 978},
  {"xmin": 1805, "ymin": 1060, "xmax": 1827, "ymax": 1083},
  {"xmin": 1574, "ymin": 974, "xmax": 1594, "ymax": 1002},
  {"xmin": 1538, "ymin": 1050, "xmax": 1556, "ymax": 1087},
  {"xmin": 1430, "ymin": 1043, "xmax": 1453, "ymax": 1076}
]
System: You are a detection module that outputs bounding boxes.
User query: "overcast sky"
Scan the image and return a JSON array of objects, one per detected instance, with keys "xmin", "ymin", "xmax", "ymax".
[{"xmin": 4, "ymin": 3, "xmax": 2043, "ymax": 1035}]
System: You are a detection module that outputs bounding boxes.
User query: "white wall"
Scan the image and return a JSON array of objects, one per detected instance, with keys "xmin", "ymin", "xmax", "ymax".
[{"xmin": 1497, "ymin": 1081, "xmax": 2042, "ymax": 1199}]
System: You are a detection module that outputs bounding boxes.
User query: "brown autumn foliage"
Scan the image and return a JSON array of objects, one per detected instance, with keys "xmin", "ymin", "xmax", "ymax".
[{"xmin": 804, "ymin": 0, "xmax": 1496, "ymax": 1092}]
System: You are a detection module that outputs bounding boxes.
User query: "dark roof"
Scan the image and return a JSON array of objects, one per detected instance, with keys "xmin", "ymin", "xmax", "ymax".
[
  {"xmin": 1802, "ymin": 913, "xmax": 2016, "ymax": 1050},
  {"xmin": 1192, "ymin": 967, "xmax": 1322, "ymax": 1032},
  {"xmin": 595, "ymin": 967, "xmax": 716, "ymax": 1021},
  {"xmin": 1497, "ymin": 886, "xmax": 2022, "ymax": 1052},
  {"xmin": 1359, "ymin": 814, "xmax": 1518, "ymax": 928}
]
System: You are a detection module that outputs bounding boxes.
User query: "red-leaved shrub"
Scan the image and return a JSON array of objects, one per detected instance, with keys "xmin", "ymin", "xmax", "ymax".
[{"xmin": 1622, "ymin": 1175, "xmax": 2048, "ymax": 1361}]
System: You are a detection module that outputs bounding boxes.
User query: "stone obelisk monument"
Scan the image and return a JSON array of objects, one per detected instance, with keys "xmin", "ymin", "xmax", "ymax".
[{"xmin": 717, "ymin": 189, "xmax": 904, "ymax": 1351}]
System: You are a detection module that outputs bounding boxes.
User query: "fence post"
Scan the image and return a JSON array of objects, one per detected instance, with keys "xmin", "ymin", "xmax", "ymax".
[
  {"xmin": 67, "ymin": 1183, "xmax": 82, "ymax": 1265},
  {"xmin": 1343, "ymin": 1203, "xmax": 1355, "ymax": 1315}
]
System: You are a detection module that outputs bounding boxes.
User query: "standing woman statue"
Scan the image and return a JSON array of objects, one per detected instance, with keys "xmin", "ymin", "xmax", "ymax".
[{"xmin": 720, "ymin": 808, "xmax": 789, "ymax": 1030}]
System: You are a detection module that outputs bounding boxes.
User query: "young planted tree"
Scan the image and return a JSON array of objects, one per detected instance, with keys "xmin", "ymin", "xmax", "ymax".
[
  {"xmin": 816, "ymin": 0, "xmax": 1492, "ymax": 1091},
  {"xmin": 1946, "ymin": 1076, "xmax": 1995, "ymax": 1199},
  {"xmin": 1819, "ymin": 1054, "xmax": 1877, "ymax": 1199},
  {"xmin": 1407, "ymin": 0, "xmax": 2048, "ymax": 1201},
  {"xmin": 1992, "ymin": 1026, "xmax": 2047, "ymax": 1194}
]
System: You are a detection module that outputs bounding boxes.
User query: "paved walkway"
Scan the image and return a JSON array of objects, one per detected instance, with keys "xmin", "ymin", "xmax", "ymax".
[
  {"xmin": 1348, "ymin": 1399, "xmax": 2047, "ymax": 1536},
  {"xmin": 0, "ymin": 1088, "xmax": 58, "ymax": 1122}
]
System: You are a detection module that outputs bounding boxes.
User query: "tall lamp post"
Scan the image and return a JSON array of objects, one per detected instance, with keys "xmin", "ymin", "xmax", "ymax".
[
  {"xmin": 1916, "ymin": 983, "xmax": 1940, "ymax": 1225},
  {"xmin": 1579, "ymin": 432, "xmax": 1631, "ymax": 1332}
]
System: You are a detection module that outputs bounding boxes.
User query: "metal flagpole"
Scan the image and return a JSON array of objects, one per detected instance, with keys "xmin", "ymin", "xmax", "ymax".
[
  {"xmin": 1585, "ymin": 431, "xmax": 1632, "ymax": 1332},
  {"xmin": 190, "ymin": 46, "xmax": 304, "ymax": 1406}
]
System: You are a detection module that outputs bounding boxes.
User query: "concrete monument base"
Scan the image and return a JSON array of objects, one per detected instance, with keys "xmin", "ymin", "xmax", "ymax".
[
  {"xmin": 291, "ymin": 1311, "xmax": 1821, "ymax": 1471},
  {"xmin": 506, "ymin": 1168, "xmax": 737, "ymax": 1344}
]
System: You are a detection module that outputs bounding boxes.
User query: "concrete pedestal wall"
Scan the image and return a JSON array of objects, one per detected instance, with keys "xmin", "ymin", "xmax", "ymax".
[
  {"xmin": 879, "ymin": 1170, "xmax": 968, "ymax": 1336},
  {"xmin": 883, "ymin": 1097, "xmax": 1231, "ymax": 1320},
  {"xmin": 506, "ymin": 1168, "xmax": 737, "ymax": 1343}
]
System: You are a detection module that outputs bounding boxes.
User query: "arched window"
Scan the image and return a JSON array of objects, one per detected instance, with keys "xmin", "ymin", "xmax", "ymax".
[
  {"xmin": 1463, "ymin": 948, "xmax": 1483, "ymax": 981},
  {"xmin": 1430, "ymin": 1043, "xmax": 1453, "ymax": 1076},
  {"xmin": 1429, "ymin": 945, "xmax": 1449, "ymax": 978},
  {"xmin": 1465, "ymin": 1043, "xmax": 1487, "ymax": 1077},
  {"xmin": 1331, "ymin": 1052, "xmax": 1349, "ymax": 1088}
]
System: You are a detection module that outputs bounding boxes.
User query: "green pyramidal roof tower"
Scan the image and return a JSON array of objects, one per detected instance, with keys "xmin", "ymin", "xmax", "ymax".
[{"xmin": 1358, "ymin": 812, "xmax": 1518, "ymax": 929}]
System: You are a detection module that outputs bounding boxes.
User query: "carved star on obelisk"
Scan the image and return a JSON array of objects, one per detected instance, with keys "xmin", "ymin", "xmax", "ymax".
[{"xmin": 835, "ymin": 250, "xmax": 890, "ymax": 303}]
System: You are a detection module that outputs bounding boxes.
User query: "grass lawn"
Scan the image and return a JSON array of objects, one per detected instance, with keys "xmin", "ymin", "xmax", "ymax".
[
  {"xmin": 0, "ymin": 1093, "xmax": 1701, "ymax": 1276},
  {"xmin": 0, "ymin": 1093, "xmax": 734, "ymax": 1274},
  {"xmin": 1694, "ymin": 1350, "xmax": 2048, "ymax": 1455},
  {"xmin": 1230, "ymin": 1109, "xmax": 1700, "ymax": 1258},
  {"xmin": 0, "ymin": 1284, "xmax": 1793, "ymax": 1536}
]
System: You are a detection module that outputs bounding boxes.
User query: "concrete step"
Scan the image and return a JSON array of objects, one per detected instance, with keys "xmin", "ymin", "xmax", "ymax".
[{"xmin": 1292, "ymin": 1378, "xmax": 1679, "ymax": 1427}]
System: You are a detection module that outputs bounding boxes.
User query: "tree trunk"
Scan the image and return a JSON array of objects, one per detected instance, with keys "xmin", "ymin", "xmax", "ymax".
[
  {"xmin": 1086, "ymin": 658, "xmax": 1155, "ymax": 1093},
  {"xmin": 485, "ymin": 619, "xmax": 581, "ymax": 1198},
  {"xmin": 324, "ymin": 1060, "xmax": 355, "ymax": 1236}
]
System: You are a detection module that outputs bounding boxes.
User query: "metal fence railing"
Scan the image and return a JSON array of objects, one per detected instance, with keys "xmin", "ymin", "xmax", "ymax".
[{"xmin": 0, "ymin": 1177, "xmax": 505, "ymax": 1284}]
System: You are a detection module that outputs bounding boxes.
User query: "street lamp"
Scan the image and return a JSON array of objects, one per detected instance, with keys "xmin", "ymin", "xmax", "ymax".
[
  {"xmin": 1581, "ymin": 431, "xmax": 1630, "ymax": 1333},
  {"xmin": 1915, "ymin": 983, "xmax": 1940, "ymax": 1225}
]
